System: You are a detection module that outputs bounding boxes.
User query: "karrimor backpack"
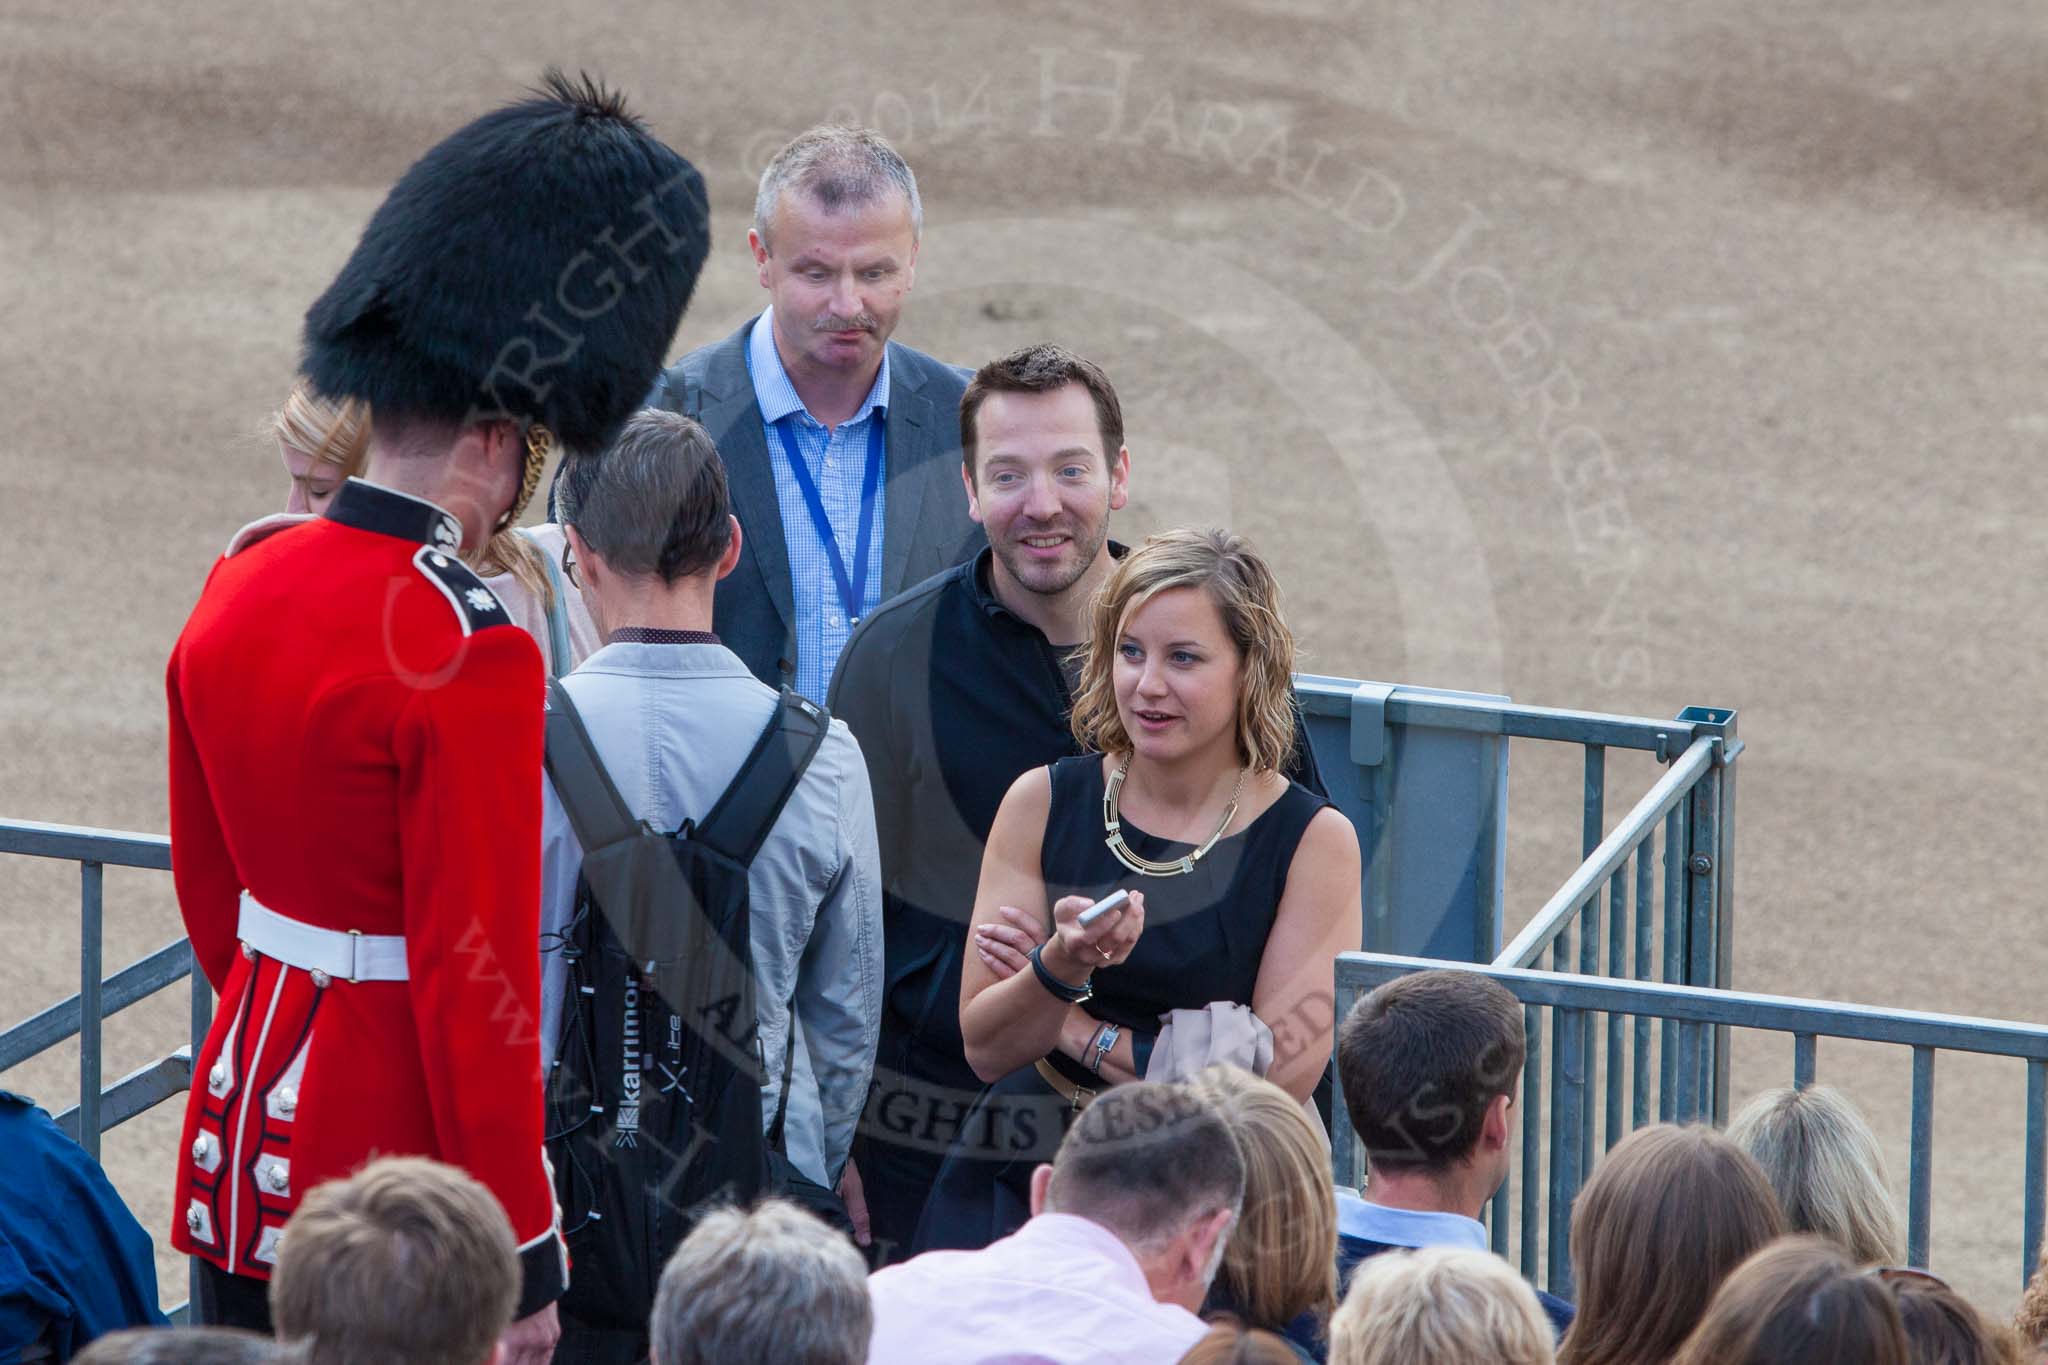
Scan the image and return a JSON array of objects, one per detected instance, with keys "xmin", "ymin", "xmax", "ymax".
[{"xmin": 540, "ymin": 679, "xmax": 826, "ymax": 1335}]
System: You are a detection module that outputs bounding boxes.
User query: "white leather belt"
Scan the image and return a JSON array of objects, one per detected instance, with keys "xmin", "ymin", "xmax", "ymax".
[{"xmin": 237, "ymin": 891, "xmax": 409, "ymax": 983}]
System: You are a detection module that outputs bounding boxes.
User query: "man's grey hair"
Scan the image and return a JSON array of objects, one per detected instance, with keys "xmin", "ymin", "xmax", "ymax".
[
  {"xmin": 74, "ymin": 1327, "xmax": 288, "ymax": 1365},
  {"xmin": 555, "ymin": 409, "xmax": 732, "ymax": 584},
  {"xmin": 1043, "ymin": 1081, "xmax": 1247, "ymax": 1260},
  {"xmin": 649, "ymin": 1200, "xmax": 872, "ymax": 1365},
  {"xmin": 753, "ymin": 125, "xmax": 922, "ymax": 250}
]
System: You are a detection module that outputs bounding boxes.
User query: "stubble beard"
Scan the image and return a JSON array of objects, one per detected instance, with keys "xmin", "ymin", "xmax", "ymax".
[{"xmin": 997, "ymin": 516, "xmax": 1110, "ymax": 601}]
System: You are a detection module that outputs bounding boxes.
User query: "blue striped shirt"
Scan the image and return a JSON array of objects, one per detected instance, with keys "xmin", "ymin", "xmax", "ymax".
[{"xmin": 745, "ymin": 309, "xmax": 890, "ymax": 702}]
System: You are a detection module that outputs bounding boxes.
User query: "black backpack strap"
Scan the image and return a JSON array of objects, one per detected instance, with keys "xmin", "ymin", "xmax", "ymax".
[
  {"xmin": 542, "ymin": 679, "xmax": 640, "ymax": 852},
  {"xmin": 693, "ymin": 689, "xmax": 830, "ymax": 866}
]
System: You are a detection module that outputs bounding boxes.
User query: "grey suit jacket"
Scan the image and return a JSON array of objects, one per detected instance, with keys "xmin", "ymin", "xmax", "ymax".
[{"xmin": 644, "ymin": 318, "xmax": 984, "ymax": 692}]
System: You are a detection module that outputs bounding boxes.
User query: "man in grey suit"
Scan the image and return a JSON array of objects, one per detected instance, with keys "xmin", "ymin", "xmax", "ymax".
[{"xmin": 645, "ymin": 126, "xmax": 980, "ymax": 701}]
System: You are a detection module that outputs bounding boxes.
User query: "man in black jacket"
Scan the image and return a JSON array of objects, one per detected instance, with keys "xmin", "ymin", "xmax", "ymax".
[
  {"xmin": 827, "ymin": 345, "xmax": 1132, "ymax": 1261},
  {"xmin": 643, "ymin": 126, "xmax": 980, "ymax": 701}
]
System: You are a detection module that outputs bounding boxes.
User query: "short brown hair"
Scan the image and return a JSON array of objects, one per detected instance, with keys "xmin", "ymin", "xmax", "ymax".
[
  {"xmin": 959, "ymin": 343, "xmax": 1124, "ymax": 477},
  {"xmin": 1560, "ymin": 1125, "xmax": 1787, "ymax": 1365},
  {"xmin": 556, "ymin": 408, "xmax": 732, "ymax": 583},
  {"xmin": 1671, "ymin": 1237, "xmax": 1909, "ymax": 1365},
  {"xmin": 1336, "ymin": 969, "xmax": 1524, "ymax": 1175},
  {"xmin": 1068, "ymin": 528, "xmax": 1298, "ymax": 773},
  {"xmin": 272, "ymin": 1156, "xmax": 519, "ymax": 1365},
  {"xmin": 1189, "ymin": 1065, "xmax": 1339, "ymax": 1333}
]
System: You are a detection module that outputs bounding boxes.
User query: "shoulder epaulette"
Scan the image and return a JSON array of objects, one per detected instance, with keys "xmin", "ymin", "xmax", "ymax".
[
  {"xmin": 411, "ymin": 545, "xmax": 514, "ymax": 637},
  {"xmin": 224, "ymin": 513, "xmax": 315, "ymax": 558}
]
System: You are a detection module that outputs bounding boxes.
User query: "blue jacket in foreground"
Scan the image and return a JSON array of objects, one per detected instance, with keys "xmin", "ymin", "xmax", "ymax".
[{"xmin": 0, "ymin": 1091, "xmax": 166, "ymax": 1362}]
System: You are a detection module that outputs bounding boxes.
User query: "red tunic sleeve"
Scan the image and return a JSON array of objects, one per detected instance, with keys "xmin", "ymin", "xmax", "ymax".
[
  {"xmin": 392, "ymin": 622, "xmax": 566, "ymax": 1312},
  {"xmin": 166, "ymin": 602, "xmax": 244, "ymax": 994}
]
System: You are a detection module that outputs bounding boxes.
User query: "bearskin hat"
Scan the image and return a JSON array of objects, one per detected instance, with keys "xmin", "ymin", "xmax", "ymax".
[{"xmin": 302, "ymin": 70, "xmax": 709, "ymax": 455}]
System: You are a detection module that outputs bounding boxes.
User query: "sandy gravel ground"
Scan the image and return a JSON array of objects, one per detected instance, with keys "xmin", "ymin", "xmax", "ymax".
[{"xmin": 2, "ymin": 0, "xmax": 2044, "ymax": 1316}]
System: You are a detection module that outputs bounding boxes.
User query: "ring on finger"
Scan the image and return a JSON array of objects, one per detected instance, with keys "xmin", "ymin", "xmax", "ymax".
[{"xmin": 1096, "ymin": 945, "xmax": 1113, "ymax": 963}]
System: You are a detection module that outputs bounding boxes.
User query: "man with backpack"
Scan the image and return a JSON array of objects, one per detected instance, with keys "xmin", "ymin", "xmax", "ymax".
[{"xmin": 536, "ymin": 409, "xmax": 882, "ymax": 1365}]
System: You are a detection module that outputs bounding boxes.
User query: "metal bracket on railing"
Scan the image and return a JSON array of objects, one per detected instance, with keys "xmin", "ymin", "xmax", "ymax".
[
  {"xmin": 1350, "ymin": 682, "xmax": 1395, "ymax": 768},
  {"xmin": 1676, "ymin": 706, "xmax": 1740, "ymax": 766}
]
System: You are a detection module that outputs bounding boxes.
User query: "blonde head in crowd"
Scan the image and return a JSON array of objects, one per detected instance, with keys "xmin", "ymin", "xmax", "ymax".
[
  {"xmin": 1329, "ymin": 1246, "xmax": 1555, "ymax": 1365},
  {"xmin": 1727, "ymin": 1083, "xmax": 1904, "ymax": 1266},
  {"xmin": 272, "ymin": 379, "xmax": 370, "ymax": 515},
  {"xmin": 1187, "ymin": 1064, "xmax": 1338, "ymax": 1338},
  {"xmin": 1069, "ymin": 527, "xmax": 1298, "ymax": 773}
]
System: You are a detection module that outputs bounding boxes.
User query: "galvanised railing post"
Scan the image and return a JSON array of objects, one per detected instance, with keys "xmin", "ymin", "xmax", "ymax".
[
  {"xmin": 1660, "ymin": 804, "xmax": 1684, "ymax": 1120},
  {"xmin": 1909, "ymin": 1047, "xmax": 1935, "ymax": 1267},
  {"xmin": 78, "ymin": 861, "xmax": 104, "ymax": 1161},
  {"xmin": 1794, "ymin": 1034, "xmax": 1817, "ymax": 1090},
  {"xmin": 1521, "ymin": 1004, "xmax": 1543, "ymax": 1280},
  {"xmin": 1677, "ymin": 707, "xmax": 1740, "ymax": 1124},
  {"xmin": 1685, "ymin": 751, "xmax": 1723, "ymax": 1123},
  {"xmin": 1632, "ymin": 844, "xmax": 1652, "ymax": 1130},
  {"xmin": 1581, "ymin": 748, "xmax": 1604, "ymax": 1169},
  {"xmin": 2027, "ymin": 1059, "xmax": 2046, "ymax": 1283},
  {"xmin": 1606, "ymin": 856, "xmax": 1626, "ymax": 1150}
]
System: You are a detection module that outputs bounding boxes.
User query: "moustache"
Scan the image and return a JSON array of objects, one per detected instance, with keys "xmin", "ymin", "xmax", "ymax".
[{"xmin": 812, "ymin": 313, "xmax": 878, "ymax": 334}]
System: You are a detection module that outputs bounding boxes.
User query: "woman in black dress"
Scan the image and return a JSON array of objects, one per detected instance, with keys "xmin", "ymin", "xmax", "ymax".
[{"xmin": 916, "ymin": 528, "xmax": 1363, "ymax": 1252}]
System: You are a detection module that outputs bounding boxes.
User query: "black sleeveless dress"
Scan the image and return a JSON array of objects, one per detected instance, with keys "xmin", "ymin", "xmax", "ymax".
[{"xmin": 912, "ymin": 753, "xmax": 1330, "ymax": 1254}]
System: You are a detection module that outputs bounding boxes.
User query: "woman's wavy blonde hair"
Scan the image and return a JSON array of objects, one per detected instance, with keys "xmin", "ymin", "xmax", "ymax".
[
  {"xmin": 1068, "ymin": 528, "xmax": 1297, "ymax": 773},
  {"xmin": 1190, "ymin": 1064, "xmax": 1339, "ymax": 1336},
  {"xmin": 272, "ymin": 378, "xmax": 371, "ymax": 482},
  {"xmin": 274, "ymin": 379, "xmax": 552, "ymax": 607}
]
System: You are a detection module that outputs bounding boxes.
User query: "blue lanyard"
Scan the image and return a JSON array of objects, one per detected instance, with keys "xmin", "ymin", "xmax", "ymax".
[{"xmin": 774, "ymin": 415, "xmax": 885, "ymax": 625}]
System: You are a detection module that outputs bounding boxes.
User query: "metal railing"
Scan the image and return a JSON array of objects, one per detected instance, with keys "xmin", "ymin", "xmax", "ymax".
[
  {"xmin": 0, "ymin": 819, "xmax": 209, "ymax": 1322},
  {"xmin": 0, "ymin": 821, "xmax": 210, "ymax": 1155},
  {"xmin": 1332, "ymin": 953, "xmax": 2048, "ymax": 1296}
]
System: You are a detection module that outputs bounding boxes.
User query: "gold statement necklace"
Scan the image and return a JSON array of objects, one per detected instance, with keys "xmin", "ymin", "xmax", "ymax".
[{"xmin": 1102, "ymin": 754, "xmax": 1246, "ymax": 877}]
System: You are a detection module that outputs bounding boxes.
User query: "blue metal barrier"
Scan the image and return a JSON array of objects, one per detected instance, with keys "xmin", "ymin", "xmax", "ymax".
[{"xmin": 1332, "ymin": 953, "xmax": 2048, "ymax": 1295}]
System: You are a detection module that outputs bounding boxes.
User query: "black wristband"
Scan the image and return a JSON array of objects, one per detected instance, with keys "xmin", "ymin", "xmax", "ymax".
[{"xmin": 1029, "ymin": 944, "xmax": 1093, "ymax": 1004}]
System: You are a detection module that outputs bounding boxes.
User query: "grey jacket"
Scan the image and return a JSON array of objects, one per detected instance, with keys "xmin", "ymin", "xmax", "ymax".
[
  {"xmin": 537, "ymin": 641, "xmax": 882, "ymax": 1186},
  {"xmin": 644, "ymin": 318, "xmax": 984, "ymax": 692}
]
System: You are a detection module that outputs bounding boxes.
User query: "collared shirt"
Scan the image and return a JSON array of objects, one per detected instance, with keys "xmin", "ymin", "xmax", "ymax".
[
  {"xmin": 1334, "ymin": 1190, "xmax": 1575, "ymax": 1337},
  {"xmin": 1335, "ymin": 1191, "xmax": 1488, "ymax": 1251},
  {"xmin": 607, "ymin": 626, "xmax": 720, "ymax": 646},
  {"xmin": 746, "ymin": 308, "xmax": 891, "ymax": 702},
  {"xmin": 865, "ymin": 1213, "xmax": 1209, "ymax": 1364},
  {"xmin": 537, "ymin": 640, "xmax": 883, "ymax": 1185}
]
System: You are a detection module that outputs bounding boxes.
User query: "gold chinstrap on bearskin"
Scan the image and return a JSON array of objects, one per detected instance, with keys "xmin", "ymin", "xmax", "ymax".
[{"xmin": 495, "ymin": 423, "xmax": 554, "ymax": 533}]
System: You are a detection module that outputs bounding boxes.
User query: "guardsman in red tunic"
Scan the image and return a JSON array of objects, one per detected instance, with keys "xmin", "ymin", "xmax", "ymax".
[{"xmin": 164, "ymin": 71, "xmax": 708, "ymax": 1362}]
